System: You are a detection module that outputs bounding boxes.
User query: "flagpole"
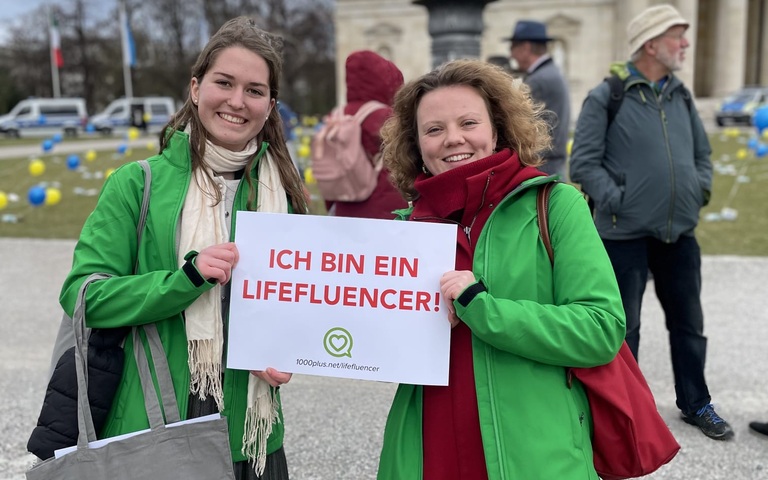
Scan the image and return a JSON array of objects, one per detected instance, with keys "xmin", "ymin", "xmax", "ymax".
[
  {"xmin": 119, "ymin": 0, "xmax": 133, "ymax": 99},
  {"xmin": 51, "ymin": 51, "xmax": 61, "ymax": 98},
  {"xmin": 49, "ymin": 6, "xmax": 61, "ymax": 98}
]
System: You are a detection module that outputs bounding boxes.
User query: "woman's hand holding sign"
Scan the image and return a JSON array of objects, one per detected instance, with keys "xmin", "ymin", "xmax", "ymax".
[
  {"xmin": 439, "ymin": 270, "xmax": 477, "ymax": 328},
  {"xmin": 196, "ymin": 242, "xmax": 240, "ymax": 284},
  {"xmin": 250, "ymin": 368, "xmax": 293, "ymax": 387}
]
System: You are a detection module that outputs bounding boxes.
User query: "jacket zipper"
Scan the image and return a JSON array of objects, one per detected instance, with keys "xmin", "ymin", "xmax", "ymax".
[
  {"xmin": 476, "ymin": 178, "xmax": 552, "ymax": 478},
  {"xmin": 658, "ymin": 86, "xmax": 676, "ymax": 243}
]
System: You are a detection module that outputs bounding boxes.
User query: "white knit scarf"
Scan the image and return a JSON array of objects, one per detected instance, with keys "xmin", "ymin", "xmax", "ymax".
[{"xmin": 178, "ymin": 129, "xmax": 287, "ymax": 474}]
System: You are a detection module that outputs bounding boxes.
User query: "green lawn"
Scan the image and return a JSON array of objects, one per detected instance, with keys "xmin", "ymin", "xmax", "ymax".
[
  {"xmin": 1, "ymin": 131, "xmax": 766, "ymax": 255},
  {"xmin": 697, "ymin": 132, "xmax": 768, "ymax": 255}
]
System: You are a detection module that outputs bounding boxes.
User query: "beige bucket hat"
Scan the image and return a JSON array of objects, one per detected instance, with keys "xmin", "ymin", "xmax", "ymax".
[{"xmin": 627, "ymin": 4, "xmax": 689, "ymax": 56}]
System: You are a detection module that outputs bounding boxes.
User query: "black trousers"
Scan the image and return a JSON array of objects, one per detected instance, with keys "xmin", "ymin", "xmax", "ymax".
[{"xmin": 602, "ymin": 235, "xmax": 711, "ymax": 416}]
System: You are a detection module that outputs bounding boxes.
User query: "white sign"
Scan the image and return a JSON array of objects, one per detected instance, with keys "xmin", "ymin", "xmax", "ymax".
[{"xmin": 227, "ymin": 212, "xmax": 457, "ymax": 386}]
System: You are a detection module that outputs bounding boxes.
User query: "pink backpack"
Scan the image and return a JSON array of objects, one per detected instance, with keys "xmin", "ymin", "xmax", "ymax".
[{"xmin": 311, "ymin": 100, "xmax": 388, "ymax": 202}]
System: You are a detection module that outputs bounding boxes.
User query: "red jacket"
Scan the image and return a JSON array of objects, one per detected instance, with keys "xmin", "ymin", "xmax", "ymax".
[{"xmin": 330, "ymin": 50, "xmax": 408, "ymax": 219}]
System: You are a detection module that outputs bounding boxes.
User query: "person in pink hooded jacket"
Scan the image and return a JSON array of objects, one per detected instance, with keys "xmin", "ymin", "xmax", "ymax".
[{"xmin": 326, "ymin": 50, "xmax": 408, "ymax": 219}]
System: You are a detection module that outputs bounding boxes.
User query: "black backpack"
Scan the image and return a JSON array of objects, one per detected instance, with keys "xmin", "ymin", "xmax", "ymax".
[{"xmin": 604, "ymin": 74, "xmax": 693, "ymax": 127}]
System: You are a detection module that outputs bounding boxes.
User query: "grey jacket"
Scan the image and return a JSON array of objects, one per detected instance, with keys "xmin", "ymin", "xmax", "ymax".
[
  {"xmin": 569, "ymin": 64, "xmax": 712, "ymax": 243},
  {"xmin": 525, "ymin": 57, "xmax": 571, "ymax": 177}
]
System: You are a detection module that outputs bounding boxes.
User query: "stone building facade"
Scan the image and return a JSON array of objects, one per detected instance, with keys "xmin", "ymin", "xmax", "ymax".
[{"xmin": 334, "ymin": 0, "xmax": 768, "ymax": 122}]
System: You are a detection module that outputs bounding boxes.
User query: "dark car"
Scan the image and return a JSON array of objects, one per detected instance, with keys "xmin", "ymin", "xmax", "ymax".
[{"xmin": 715, "ymin": 86, "xmax": 768, "ymax": 126}]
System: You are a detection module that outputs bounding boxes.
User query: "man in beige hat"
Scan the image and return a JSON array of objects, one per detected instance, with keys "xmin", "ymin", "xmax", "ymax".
[{"xmin": 570, "ymin": 4, "xmax": 734, "ymax": 441}]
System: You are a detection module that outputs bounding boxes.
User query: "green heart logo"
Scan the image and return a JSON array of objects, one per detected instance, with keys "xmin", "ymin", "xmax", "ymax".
[
  {"xmin": 329, "ymin": 335, "xmax": 348, "ymax": 352},
  {"xmin": 324, "ymin": 327, "xmax": 353, "ymax": 358}
]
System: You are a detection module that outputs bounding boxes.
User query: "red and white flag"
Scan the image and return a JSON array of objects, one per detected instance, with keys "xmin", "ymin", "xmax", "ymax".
[{"xmin": 50, "ymin": 13, "xmax": 63, "ymax": 68}]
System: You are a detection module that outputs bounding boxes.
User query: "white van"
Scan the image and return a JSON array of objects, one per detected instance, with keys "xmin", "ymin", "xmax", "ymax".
[
  {"xmin": 89, "ymin": 97, "xmax": 177, "ymax": 135},
  {"xmin": 0, "ymin": 98, "xmax": 88, "ymax": 138}
]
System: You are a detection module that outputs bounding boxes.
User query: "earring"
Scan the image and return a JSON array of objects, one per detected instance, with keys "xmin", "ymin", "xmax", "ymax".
[
  {"xmin": 192, "ymin": 98, "xmax": 198, "ymax": 105},
  {"xmin": 421, "ymin": 163, "xmax": 430, "ymax": 175}
]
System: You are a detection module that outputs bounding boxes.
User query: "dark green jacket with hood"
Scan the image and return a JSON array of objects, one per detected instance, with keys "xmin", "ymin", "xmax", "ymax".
[{"xmin": 570, "ymin": 62, "xmax": 712, "ymax": 243}]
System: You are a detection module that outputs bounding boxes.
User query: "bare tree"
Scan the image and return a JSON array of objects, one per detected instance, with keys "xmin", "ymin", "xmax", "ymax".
[
  {"xmin": 198, "ymin": 0, "xmax": 336, "ymax": 114},
  {"xmin": 0, "ymin": 0, "xmax": 335, "ymax": 116},
  {"xmin": 5, "ymin": 6, "xmax": 52, "ymax": 98},
  {"xmin": 136, "ymin": 0, "xmax": 199, "ymax": 99}
]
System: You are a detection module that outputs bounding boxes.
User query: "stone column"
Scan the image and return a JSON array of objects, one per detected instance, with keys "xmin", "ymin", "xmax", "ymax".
[
  {"xmin": 674, "ymin": 0, "xmax": 699, "ymax": 89},
  {"xmin": 413, "ymin": 0, "xmax": 498, "ymax": 69},
  {"xmin": 712, "ymin": 0, "xmax": 748, "ymax": 96},
  {"xmin": 614, "ymin": 0, "xmax": 652, "ymax": 61},
  {"xmin": 760, "ymin": 0, "xmax": 768, "ymax": 84}
]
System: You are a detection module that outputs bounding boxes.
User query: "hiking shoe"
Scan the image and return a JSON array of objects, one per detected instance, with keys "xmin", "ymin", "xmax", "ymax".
[{"xmin": 682, "ymin": 404, "xmax": 734, "ymax": 440}]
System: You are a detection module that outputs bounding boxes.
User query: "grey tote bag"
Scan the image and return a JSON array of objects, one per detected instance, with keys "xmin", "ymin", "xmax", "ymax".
[{"xmin": 26, "ymin": 274, "xmax": 236, "ymax": 480}]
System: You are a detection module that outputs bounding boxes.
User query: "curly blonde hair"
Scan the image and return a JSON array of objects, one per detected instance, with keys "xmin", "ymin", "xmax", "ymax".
[{"xmin": 380, "ymin": 59, "xmax": 551, "ymax": 201}]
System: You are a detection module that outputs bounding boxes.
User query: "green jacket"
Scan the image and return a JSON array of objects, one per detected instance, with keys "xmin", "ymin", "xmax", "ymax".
[
  {"xmin": 59, "ymin": 131, "xmax": 286, "ymax": 462},
  {"xmin": 378, "ymin": 179, "xmax": 626, "ymax": 479}
]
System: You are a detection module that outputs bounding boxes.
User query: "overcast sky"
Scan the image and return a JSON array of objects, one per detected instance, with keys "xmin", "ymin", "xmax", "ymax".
[
  {"xmin": 0, "ymin": 0, "xmax": 111, "ymax": 43},
  {"xmin": 1, "ymin": 0, "xmax": 54, "ymax": 42}
]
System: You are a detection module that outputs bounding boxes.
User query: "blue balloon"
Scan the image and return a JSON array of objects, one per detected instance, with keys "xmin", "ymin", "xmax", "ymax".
[
  {"xmin": 52, "ymin": 133, "xmax": 63, "ymax": 143},
  {"xmin": 757, "ymin": 143, "xmax": 768, "ymax": 158},
  {"xmin": 37, "ymin": 114, "xmax": 47, "ymax": 125},
  {"xmin": 41, "ymin": 139, "xmax": 54, "ymax": 152},
  {"xmin": 754, "ymin": 105, "xmax": 768, "ymax": 134},
  {"xmin": 85, "ymin": 123, "xmax": 95, "ymax": 133},
  {"xmin": 66, "ymin": 154, "xmax": 80, "ymax": 170},
  {"xmin": 748, "ymin": 137, "xmax": 759, "ymax": 150},
  {"xmin": 117, "ymin": 143, "xmax": 127, "ymax": 154},
  {"xmin": 28, "ymin": 186, "xmax": 46, "ymax": 206}
]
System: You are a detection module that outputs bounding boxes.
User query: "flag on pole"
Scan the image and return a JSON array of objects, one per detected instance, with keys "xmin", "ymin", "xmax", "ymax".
[
  {"xmin": 119, "ymin": 3, "xmax": 136, "ymax": 67},
  {"xmin": 49, "ymin": 12, "xmax": 63, "ymax": 68}
]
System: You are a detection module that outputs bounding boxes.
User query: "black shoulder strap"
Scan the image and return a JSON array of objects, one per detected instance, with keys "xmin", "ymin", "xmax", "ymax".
[
  {"xmin": 605, "ymin": 75, "xmax": 625, "ymax": 128},
  {"xmin": 680, "ymin": 85, "xmax": 693, "ymax": 113}
]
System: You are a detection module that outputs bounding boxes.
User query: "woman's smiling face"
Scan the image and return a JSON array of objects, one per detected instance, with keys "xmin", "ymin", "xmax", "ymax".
[
  {"xmin": 416, "ymin": 84, "xmax": 497, "ymax": 176},
  {"xmin": 190, "ymin": 45, "xmax": 275, "ymax": 151}
]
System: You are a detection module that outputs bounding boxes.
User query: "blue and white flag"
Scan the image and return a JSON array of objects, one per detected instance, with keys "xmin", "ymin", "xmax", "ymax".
[{"xmin": 119, "ymin": 3, "xmax": 136, "ymax": 67}]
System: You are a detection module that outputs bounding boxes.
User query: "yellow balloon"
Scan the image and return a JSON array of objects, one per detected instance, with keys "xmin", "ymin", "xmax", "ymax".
[
  {"xmin": 143, "ymin": 112, "xmax": 152, "ymax": 123},
  {"xmin": 566, "ymin": 138, "xmax": 574, "ymax": 157},
  {"xmin": 45, "ymin": 187, "xmax": 62, "ymax": 206},
  {"xmin": 127, "ymin": 127, "xmax": 140, "ymax": 141},
  {"xmin": 0, "ymin": 191, "xmax": 7, "ymax": 210},
  {"xmin": 301, "ymin": 135, "xmax": 311, "ymax": 145},
  {"xmin": 736, "ymin": 148, "xmax": 749, "ymax": 160},
  {"xmin": 85, "ymin": 149, "xmax": 97, "ymax": 162},
  {"xmin": 726, "ymin": 127, "xmax": 741, "ymax": 138},
  {"xmin": 29, "ymin": 159, "xmax": 45, "ymax": 177},
  {"xmin": 125, "ymin": 148, "xmax": 133, "ymax": 156},
  {"xmin": 146, "ymin": 141, "xmax": 156, "ymax": 151},
  {"xmin": 297, "ymin": 144, "xmax": 311, "ymax": 158},
  {"xmin": 304, "ymin": 167, "xmax": 315, "ymax": 185},
  {"xmin": 105, "ymin": 168, "xmax": 115, "ymax": 177},
  {"xmin": 762, "ymin": 129, "xmax": 768, "ymax": 140}
]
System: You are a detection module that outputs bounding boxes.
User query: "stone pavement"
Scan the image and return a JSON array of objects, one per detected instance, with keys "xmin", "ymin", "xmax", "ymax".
[{"xmin": 1, "ymin": 238, "xmax": 766, "ymax": 479}]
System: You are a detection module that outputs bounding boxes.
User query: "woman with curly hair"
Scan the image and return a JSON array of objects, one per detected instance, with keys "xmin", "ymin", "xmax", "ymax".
[{"xmin": 376, "ymin": 59, "xmax": 626, "ymax": 479}]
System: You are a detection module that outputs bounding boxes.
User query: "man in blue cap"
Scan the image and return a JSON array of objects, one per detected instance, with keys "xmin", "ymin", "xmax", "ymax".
[{"xmin": 505, "ymin": 19, "xmax": 570, "ymax": 179}]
